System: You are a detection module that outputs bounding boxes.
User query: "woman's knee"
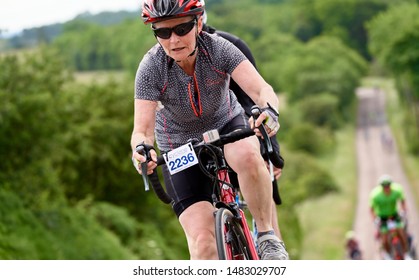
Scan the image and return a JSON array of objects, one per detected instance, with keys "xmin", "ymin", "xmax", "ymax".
[
  {"xmin": 226, "ymin": 139, "xmax": 262, "ymax": 170},
  {"xmin": 179, "ymin": 202, "xmax": 217, "ymax": 259},
  {"xmin": 185, "ymin": 225, "xmax": 216, "ymax": 259},
  {"xmin": 194, "ymin": 230, "xmax": 216, "ymax": 254}
]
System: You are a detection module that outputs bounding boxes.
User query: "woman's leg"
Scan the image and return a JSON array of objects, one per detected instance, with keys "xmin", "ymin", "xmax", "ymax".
[{"xmin": 179, "ymin": 201, "xmax": 218, "ymax": 259}]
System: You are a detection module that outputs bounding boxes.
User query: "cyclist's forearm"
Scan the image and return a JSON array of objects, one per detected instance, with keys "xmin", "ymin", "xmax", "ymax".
[
  {"xmin": 131, "ymin": 132, "xmax": 154, "ymax": 152},
  {"xmin": 400, "ymin": 200, "xmax": 407, "ymax": 213},
  {"xmin": 231, "ymin": 61, "xmax": 279, "ymax": 111},
  {"xmin": 370, "ymin": 207, "xmax": 376, "ymax": 220},
  {"xmin": 256, "ymin": 85, "xmax": 279, "ymax": 110},
  {"xmin": 246, "ymin": 84, "xmax": 279, "ymax": 113},
  {"xmin": 132, "ymin": 99, "xmax": 157, "ymax": 151}
]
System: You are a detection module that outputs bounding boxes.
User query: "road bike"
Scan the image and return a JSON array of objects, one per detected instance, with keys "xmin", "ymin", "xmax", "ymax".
[
  {"xmin": 137, "ymin": 105, "xmax": 282, "ymax": 260},
  {"xmin": 376, "ymin": 217, "xmax": 413, "ymax": 260},
  {"xmin": 387, "ymin": 218, "xmax": 404, "ymax": 260},
  {"xmin": 401, "ymin": 214, "xmax": 416, "ymax": 259}
]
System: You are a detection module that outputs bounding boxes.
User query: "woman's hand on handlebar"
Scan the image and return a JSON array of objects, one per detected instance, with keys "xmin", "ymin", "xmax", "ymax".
[
  {"xmin": 249, "ymin": 104, "xmax": 280, "ymax": 138},
  {"xmin": 249, "ymin": 114, "xmax": 278, "ymax": 138},
  {"xmin": 132, "ymin": 149, "xmax": 158, "ymax": 175}
]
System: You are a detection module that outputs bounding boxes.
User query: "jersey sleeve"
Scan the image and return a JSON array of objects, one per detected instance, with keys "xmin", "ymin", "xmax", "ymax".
[
  {"xmin": 393, "ymin": 183, "xmax": 405, "ymax": 200},
  {"xmin": 369, "ymin": 187, "xmax": 378, "ymax": 208},
  {"xmin": 134, "ymin": 46, "xmax": 164, "ymax": 101},
  {"xmin": 212, "ymin": 35, "xmax": 247, "ymax": 75}
]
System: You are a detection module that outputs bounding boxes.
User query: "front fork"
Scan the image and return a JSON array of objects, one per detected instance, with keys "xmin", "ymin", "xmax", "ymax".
[{"xmin": 217, "ymin": 169, "xmax": 259, "ymax": 259}]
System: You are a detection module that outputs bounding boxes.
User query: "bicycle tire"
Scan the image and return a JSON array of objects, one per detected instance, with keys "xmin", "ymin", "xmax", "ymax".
[
  {"xmin": 390, "ymin": 235, "xmax": 404, "ymax": 260},
  {"xmin": 215, "ymin": 208, "xmax": 255, "ymax": 260}
]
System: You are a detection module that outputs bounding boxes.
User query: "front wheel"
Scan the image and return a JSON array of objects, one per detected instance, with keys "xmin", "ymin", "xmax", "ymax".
[
  {"xmin": 390, "ymin": 234, "xmax": 404, "ymax": 260},
  {"xmin": 215, "ymin": 208, "xmax": 254, "ymax": 260}
]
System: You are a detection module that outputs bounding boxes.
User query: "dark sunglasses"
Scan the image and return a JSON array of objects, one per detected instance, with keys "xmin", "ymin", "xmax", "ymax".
[{"xmin": 152, "ymin": 19, "xmax": 196, "ymax": 39}]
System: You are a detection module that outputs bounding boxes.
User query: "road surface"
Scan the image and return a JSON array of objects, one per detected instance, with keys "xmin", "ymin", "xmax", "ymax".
[{"xmin": 354, "ymin": 87, "xmax": 419, "ymax": 259}]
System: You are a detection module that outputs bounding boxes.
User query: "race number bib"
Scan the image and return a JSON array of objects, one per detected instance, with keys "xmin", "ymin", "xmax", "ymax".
[{"xmin": 163, "ymin": 143, "xmax": 198, "ymax": 175}]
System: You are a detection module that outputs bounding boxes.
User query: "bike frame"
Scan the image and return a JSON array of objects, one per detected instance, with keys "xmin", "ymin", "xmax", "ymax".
[
  {"xmin": 388, "ymin": 226, "xmax": 404, "ymax": 260},
  {"xmin": 377, "ymin": 218, "xmax": 405, "ymax": 260},
  {"xmin": 138, "ymin": 106, "xmax": 282, "ymax": 260},
  {"xmin": 217, "ymin": 169, "xmax": 259, "ymax": 259},
  {"xmin": 390, "ymin": 234, "xmax": 402, "ymax": 259}
]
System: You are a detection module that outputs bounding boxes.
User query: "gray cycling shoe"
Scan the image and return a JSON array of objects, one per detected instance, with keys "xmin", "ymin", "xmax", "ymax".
[{"xmin": 257, "ymin": 234, "xmax": 289, "ymax": 260}]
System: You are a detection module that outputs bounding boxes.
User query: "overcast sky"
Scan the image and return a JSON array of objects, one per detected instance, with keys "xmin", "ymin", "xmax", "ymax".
[{"xmin": 1, "ymin": 0, "xmax": 141, "ymax": 35}]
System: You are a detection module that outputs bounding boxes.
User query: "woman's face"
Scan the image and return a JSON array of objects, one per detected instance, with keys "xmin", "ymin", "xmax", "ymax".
[{"xmin": 152, "ymin": 16, "xmax": 202, "ymax": 62}]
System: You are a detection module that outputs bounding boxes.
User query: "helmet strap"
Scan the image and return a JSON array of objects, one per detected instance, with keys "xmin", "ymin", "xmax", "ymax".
[
  {"xmin": 188, "ymin": 42, "xmax": 197, "ymax": 57},
  {"xmin": 187, "ymin": 21, "xmax": 200, "ymax": 57}
]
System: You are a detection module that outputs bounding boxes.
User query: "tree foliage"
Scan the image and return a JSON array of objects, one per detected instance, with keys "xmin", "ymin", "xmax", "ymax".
[
  {"xmin": 279, "ymin": 36, "xmax": 367, "ymax": 116},
  {"xmin": 367, "ymin": 3, "xmax": 419, "ymax": 75},
  {"xmin": 2, "ymin": 0, "xmax": 419, "ymax": 260},
  {"xmin": 0, "ymin": 49, "xmax": 188, "ymax": 260},
  {"xmin": 297, "ymin": 93, "xmax": 342, "ymax": 130},
  {"xmin": 367, "ymin": 3, "xmax": 419, "ymax": 153}
]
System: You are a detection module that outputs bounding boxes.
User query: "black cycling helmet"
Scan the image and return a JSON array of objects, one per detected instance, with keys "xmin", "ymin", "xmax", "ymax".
[{"xmin": 142, "ymin": 0, "xmax": 205, "ymax": 24}]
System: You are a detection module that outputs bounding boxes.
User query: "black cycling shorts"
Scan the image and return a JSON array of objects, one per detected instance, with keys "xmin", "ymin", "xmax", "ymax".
[{"xmin": 162, "ymin": 114, "xmax": 249, "ymax": 218}]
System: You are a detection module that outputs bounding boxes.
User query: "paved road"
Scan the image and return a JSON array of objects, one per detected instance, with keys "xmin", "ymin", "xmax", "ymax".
[{"xmin": 354, "ymin": 87, "xmax": 419, "ymax": 259}]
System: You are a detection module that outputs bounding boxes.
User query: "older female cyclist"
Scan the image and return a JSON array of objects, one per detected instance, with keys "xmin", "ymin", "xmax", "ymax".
[{"xmin": 131, "ymin": 0, "xmax": 288, "ymax": 260}]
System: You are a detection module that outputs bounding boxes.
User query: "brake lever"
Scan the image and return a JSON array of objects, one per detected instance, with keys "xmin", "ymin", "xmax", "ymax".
[
  {"xmin": 135, "ymin": 144, "xmax": 153, "ymax": 192},
  {"xmin": 251, "ymin": 105, "xmax": 274, "ymax": 154}
]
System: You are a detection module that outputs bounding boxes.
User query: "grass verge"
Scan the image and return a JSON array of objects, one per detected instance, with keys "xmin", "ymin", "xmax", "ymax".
[{"xmin": 297, "ymin": 124, "xmax": 357, "ymax": 259}]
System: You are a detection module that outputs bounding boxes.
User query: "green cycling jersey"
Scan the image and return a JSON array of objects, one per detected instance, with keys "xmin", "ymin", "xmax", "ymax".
[{"xmin": 370, "ymin": 183, "xmax": 405, "ymax": 217}]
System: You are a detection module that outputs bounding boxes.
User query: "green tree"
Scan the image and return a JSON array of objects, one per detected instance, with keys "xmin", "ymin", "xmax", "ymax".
[
  {"xmin": 297, "ymin": 93, "xmax": 342, "ymax": 130},
  {"xmin": 252, "ymin": 33, "xmax": 304, "ymax": 92},
  {"xmin": 0, "ymin": 49, "xmax": 133, "ymax": 260},
  {"xmin": 54, "ymin": 21, "xmax": 123, "ymax": 71},
  {"xmin": 285, "ymin": 123, "xmax": 335, "ymax": 155},
  {"xmin": 312, "ymin": 0, "xmax": 388, "ymax": 59},
  {"xmin": 0, "ymin": 49, "xmax": 188, "ymax": 260},
  {"xmin": 280, "ymin": 36, "xmax": 367, "ymax": 117},
  {"xmin": 367, "ymin": 3, "xmax": 419, "ymax": 153}
]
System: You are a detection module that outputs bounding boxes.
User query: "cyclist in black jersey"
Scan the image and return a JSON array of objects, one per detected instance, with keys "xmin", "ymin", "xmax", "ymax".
[
  {"xmin": 202, "ymin": 13, "xmax": 285, "ymax": 240},
  {"xmin": 132, "ymin": 0, "xmax": 288, "ymax": 260}
]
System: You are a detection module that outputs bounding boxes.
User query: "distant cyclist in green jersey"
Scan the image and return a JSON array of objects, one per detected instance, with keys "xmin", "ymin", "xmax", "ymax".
[{"xmin": 369, "ymin": 174, "xmax": 412, "ymax": 260}]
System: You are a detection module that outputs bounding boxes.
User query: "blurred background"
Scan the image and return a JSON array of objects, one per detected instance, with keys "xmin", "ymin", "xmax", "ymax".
[{"xmin": 1, "ymin": 0, "xmax": 419, "ymax": 260}]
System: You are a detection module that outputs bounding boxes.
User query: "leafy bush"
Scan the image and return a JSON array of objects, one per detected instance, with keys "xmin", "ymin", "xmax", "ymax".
[
  {"xmin": 0, "ymin": 49, "xmax": 187, "ymax": 260},
  {"xmin": 276, "ymin": 150, "xmax": 339, "ymax": 259},
  {"xmin": 280, "ymin": 152, "xmax": 339, "ymax": 205},
  {"xmin": 82, "ymin": 201, "xmax": 139, "ymax": 245},
  {"xmin": 280, "ymin": 36, "xmax": 367, "ymax": 116},
  {"xmin": 0, "ymin": 188, "xmax": 135, "ymax": 260},
  {"xmin": 297, "ymin": 93, "xmax": 342, "ymax": 130},
  {"xmin": 285, "ymin": 123, "xmax": 335, "ymax": 155}
]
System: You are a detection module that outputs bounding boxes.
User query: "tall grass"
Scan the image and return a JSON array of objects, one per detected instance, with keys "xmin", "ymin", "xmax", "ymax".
[{"xmin": 297, "ymin": 124, "xmax": 357, "ymax": 259}]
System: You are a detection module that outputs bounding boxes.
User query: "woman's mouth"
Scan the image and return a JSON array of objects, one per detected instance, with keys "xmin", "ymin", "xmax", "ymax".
[{"xmin": 172, "ymin": 47, "xmax": 185, "ymax": 52}]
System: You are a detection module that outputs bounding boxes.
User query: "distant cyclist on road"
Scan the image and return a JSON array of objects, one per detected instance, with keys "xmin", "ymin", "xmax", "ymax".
[
  {"xmin": 345, "ymin": 231, "xmax": 362, "ymax": 260},
  {"xmin": 369, "ymin": 174, "xmax": 412, "ymax": 260}
]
